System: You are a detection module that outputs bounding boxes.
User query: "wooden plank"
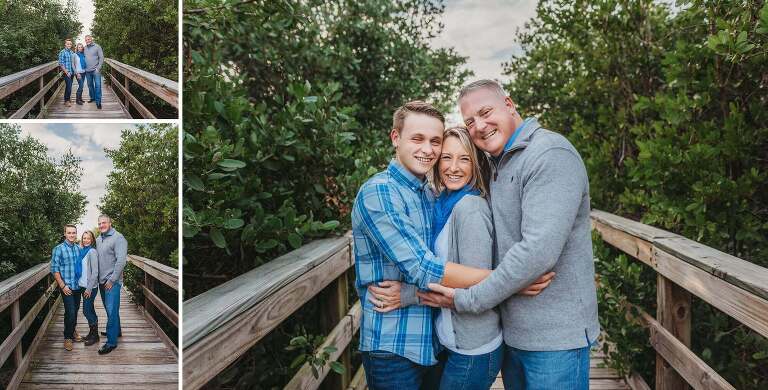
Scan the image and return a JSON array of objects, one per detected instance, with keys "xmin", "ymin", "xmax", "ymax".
[
  {"xmin": 0, "ymin": 62, "xmax": 58, "ymax": 99},
  {"xmin": 286, "ymin": 301, "xmax": 362, "ymax": 390},
  {"xmin": 19, "ymin": 384, "xmax": 177, "ymax": 390},
  {"xmin": 11, "ymin": 300, "xmax": 23, "ymax": 367},
  {"xmin": 183, "ymin": 241, "xmax": 351, "ymax": 390},
  {"xmin": 591, "ymin": 210, "xmax": 676, "ymax": 242},
  {"xmin": 656, "ymin": 276, "xmax": 691, "ymax": 390},
  {"xmin": 44, "ymin": 76, "xmax": 131, "ymax": 119},
  {"xmin": 626, "ymin": 372, "xmax": 652, "ymax": 390},
  {"xmin": 138, "ymin": 302, "xmax": 178, "ymax": 356},
  {"xmin": 347, "ymin": 365, "xmax": 366, "ymax": 390},
  {"xmin": 105, "ymin": 58, "xmax": 178, "ymax": 107},
  {"xmin": 7, "ymin": 295, "xmax": 61, "ymax": 390},
  {"xmin": 183, "ymin": 235, "xmax": 349, "ymax": 347},
  {"xmin": 655, "ymin": 236, "xmax": 768, "ymax": 302},
  {"xmin": 0, "ymin": 263, "xmax": 49, "ymax": 313},
  {"xmin": 318, "ymin": 269, "xmax": 351, "ymax": 390},
  {"xmin": 27, "ymin": 363, "xmax": 177, "ymax": 374},
  {"xmin": 110, "ymin": 73, "xmax": 153, "ymax": 118},
  {"xmin": 141, "ymin": 285, "xmax": 177, "ymax": 326},
  {"xmin": 9, "ymin": 71, "xmax": 63, "ymax": 119},
  {"xmin": 36, "ymin": 78, "xmax": 64, "ymax": 119},
  {"xmin": 654, "ymin": 248, "xmax": 768, "ymax": 339},
  {"xmin": 128, "ymin": 255, "xmax": 178, "ymax": 291},
  {"xmin": 639, "ymin": 310, "xmax": 735, "ymax": 390},
  {"xmin": 25, "ymin": 372, "xmax": 178, "ymax": 384},
  {"xmin": 0, "ymin": 281, "xmax": 55, "ymax": 367},
  {"xmin": 593, "ymin": 220, "xmax": 655, "ymax": 267}
]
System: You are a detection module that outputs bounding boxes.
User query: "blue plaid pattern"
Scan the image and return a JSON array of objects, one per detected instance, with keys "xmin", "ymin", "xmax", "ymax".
[
  {"xmin": 58, "ymin": 49, "xmax": 74, "ymax": 74},
  {"xmin": 51, "ymin": 241, "xmax": 80, "ymax": 289},
  {"xmin": 352, "ymin": 159, "xmax": 445, "ymax": 366}
]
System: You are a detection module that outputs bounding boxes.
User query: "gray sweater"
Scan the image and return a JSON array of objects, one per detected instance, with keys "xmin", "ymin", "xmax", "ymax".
[
  {"xmin": 80, "ymin": 248, "xmax": 100, "ymax": 290},
  {"xmin": 97, "ymin": 229, "xmax": 128, "ymax": 284},
  {"xmin": 454, "ymin": 117, "xmax": 600, "ymax": 351},
  {"xmin": 84, "ymin": 43, "xmax": 104, "ymax": 73},
  {"xmin": 402, "ymin": 195, "xmax": 502, "ymax": 351}
]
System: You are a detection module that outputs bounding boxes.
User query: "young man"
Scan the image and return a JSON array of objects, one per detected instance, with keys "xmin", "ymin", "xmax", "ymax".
[
  {"xmin": 95, "ymin": 214, "xmax": 128, "ymax": 355},
  {"xmin": 83, "ymin": 35, "xmax": 104, "ymax": 109},
  {"xmin": 57, "ymin": 39, "xmax": 75, "ymax": 107},
  {"xmin": 51, "ymin": 224, "xmax": 82, "ymax": 351},
  {"xmin": 424, "ymin": 80, "xmax": 600, "ymax": 390}
]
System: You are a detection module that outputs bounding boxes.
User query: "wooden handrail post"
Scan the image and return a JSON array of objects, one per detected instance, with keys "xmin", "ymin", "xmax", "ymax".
[
  {"xmin": 11, "ymin": 300, "xmax": 23, "ymax": 367},
  {"xmin": 319, "ymin": 267, "xmax": 352, "ymax": 390},
  {"xmin": 123, "ymin": 74, "xmax": 130, "ymax": 111},
  {"xmin": 145, "ymin": 272, "xmax": 156, "ymax": 319},
  {"xmin": 655, "ymin": 275, "xmax": 691, "ymax": 390},
  {"xmin": 38, "ymin": 76, "xmax": 44, "ymax": 112}
]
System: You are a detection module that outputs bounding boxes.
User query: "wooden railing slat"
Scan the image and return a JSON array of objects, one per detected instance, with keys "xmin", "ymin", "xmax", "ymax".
[
  {"xmin": 0, "ymin": 281, "xmax": 55, "ymax": 368},
  {"xmin": 127, "ymin": 255, "xmax": 178, "ymax": 291},
  {"xmin": 7, "ymin": 294, "xmax": 62, "ymax": 390},
  {"xmin": 9, "ymin": 72, "xmax": 62, "ymax": 119},
  {"xmin": 104, "ymin": 59, "xmax": 178, "ymax": 107},
  {"xmin": 0, "ymin": 263, "xmax": 50, "ymax": 313},
  {"xmin": 141, "ymin": 285, "xmax": 178, "ymax": 327},
  {"xmin": 0, "ymin": 62, "xmax": 58, "ymax": 99},
  {"xmin": 656, "ymin": 275, "xmax": 691, "ymax": 390},
  {"xmin": 109, "ymin": 73, "xmax": 154, "ymax": 119}
]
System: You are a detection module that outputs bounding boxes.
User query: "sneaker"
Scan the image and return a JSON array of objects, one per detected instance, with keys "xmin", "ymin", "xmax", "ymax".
[
  {"xmin": 64, "ymin": 339, "xmax": 73, "ymax": 351},
  {"xmin": 73, "ymin": 330, "xmax": 82, "ymax": 342},
  {"xmin": 65, "ymin": 101, "xmax": 71, "ymax": 107}
]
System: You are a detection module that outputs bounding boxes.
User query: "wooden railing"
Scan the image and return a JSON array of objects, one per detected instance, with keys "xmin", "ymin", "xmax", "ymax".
[
  {"xmin": 0, "ymin": 61, "xmax": 63, "ymax": 119},
  {"xmin": 591, "ymin": 210, "xmax": 768, "ymax": 390},
  {"xmin": 183, "ymin": 234, "xmax": 358, "ymax": 390},
  {"xmin": 0, "ymin": 59, "xmax": 178, "ymax": 118},
  {"xmin": 127, "ymin": 255, "xmax": 179, "ymax": 355},
  {"xmin": 105, "ymin": 58, "xmax": 179, "ymax": 118},
  {"xmin": 0, "ymin": 263, "xmax": 60, "ymax": 389}
]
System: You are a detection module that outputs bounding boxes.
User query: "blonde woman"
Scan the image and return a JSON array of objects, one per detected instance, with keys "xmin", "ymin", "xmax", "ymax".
[
  {"xmin": 78, "ymin": 231, "xmax": 100, "ymax": 345},
  {"xmin": 73, "ymin": 43, "xmax": 88, "ymax": 105}
]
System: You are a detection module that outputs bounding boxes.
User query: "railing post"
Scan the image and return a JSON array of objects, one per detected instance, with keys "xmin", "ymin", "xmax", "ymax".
[
  {"xmin": 124, "ymin": 74, "xmax": 130, "ymax": 111},
  {"xmin": 145, "ymin": 272, "xmax": 156, "ymax": 319},
  {"xmin": 655, "ymin": 275, "xmax": 691, "ymax": 390},
  {"xmin": 319, "ymin": 268, "xmax": 351, "ymax": 390},
  {"xmin": 38, "ymin": 76, "xmax": 45, "ymax": 112},
  {"xmin": 11, "ymin": 300, "xmax": 23, "ymax": 367}
]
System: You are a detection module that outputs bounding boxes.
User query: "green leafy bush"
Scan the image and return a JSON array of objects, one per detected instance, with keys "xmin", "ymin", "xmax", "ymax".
[{"xmin": 505, "ymin": 1, "xmax": 768, "ymax": 388}]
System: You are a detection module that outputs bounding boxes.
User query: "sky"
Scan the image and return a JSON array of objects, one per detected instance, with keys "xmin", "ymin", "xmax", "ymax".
[
  {"xmin": 19, "ymin": 124, "xmax": 134, "ymax": 234},
  {"xmin": 74, "ymin": 0, "xmax": 95, "ymax": 42}
]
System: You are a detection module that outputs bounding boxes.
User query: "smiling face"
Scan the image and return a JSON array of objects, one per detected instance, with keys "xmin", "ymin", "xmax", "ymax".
[
  {"xmin": 82, "ymin": 231, "xmax": 93, "ymax": 247},
  {"xmin": 439, "ymin": 135, "xmax": 473, "ymax": 191},
  {"xmin": 391, "ymin": 113, "xmax": 444, "ymax": 179},
  {"xmin": 64, "ymin": 40, "xmax": 72, "ymax": 50},
  {"xmin": 85, "ymin": 35, "xmax": 93, "ymax": 46},
  {"xmin": 64, "ymin": 226, "xmax": 77, "ymax": 244},
  {"xmin": 459, "ymin": 87, "xmax": 522, "ymax": 156},
  {"xmin": 98, "ymin": 216, "xmax": 112, "ymax": 234}
]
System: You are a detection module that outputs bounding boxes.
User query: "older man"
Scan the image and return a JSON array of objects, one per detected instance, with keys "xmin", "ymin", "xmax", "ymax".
[
  {"xmin": 424, "ymin": 80, "xmax": 600, "ymax": 390},
  {"xmin": 96, "ymin": 214, "xmax": 127, "ymax": 355},
  {"xmin": 83, "ymin": 35, "xmax": 104, "ymax": 109},
  {"xmin": 51, "ymin": 224, "xmax": 82, "ymax": 351}
]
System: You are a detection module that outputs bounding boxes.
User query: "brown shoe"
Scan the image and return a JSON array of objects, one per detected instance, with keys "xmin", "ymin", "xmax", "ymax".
[
  {"xmin": 74, "ymin": 330, "xmax": 82, "ymax": 342},
  {"xmin": 64, "ymin": 339, "xmax": 73, "ymax": 351}
]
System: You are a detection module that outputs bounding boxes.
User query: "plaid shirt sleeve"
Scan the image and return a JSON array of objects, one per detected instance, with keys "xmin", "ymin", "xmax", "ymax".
[
  {"xmin": 50, "ymin": 245, "xmax": 61, "ymax": 274},
  {"xmin": 355, "ymin": 183, "xmax": 444, "ymax": 289}
]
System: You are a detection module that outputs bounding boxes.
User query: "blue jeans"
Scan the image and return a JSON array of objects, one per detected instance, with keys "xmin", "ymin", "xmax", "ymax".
[
  {"xmin": 361, "ymin": 350, "xmax": 437, "ymax": 389},
  {"xmin": 75, "ymin": 73, "xmax": 85, "ymax": 101},
  {"xmin": 439, "ymin": 345, "xmax": 504, "ymax": 390},
  {"xmin": 81, "ymin": 287, "xmax": 98, "ymax": 326},
  {"xmin": 86, "ymin": 71, "xmax": 102, "ymax": 104},
  {"xmin": 501, "ymin": 344, "xmax": 591, "ymax": 390},
  {"xmin": 62, "ymin": 287, "xmax": 82, "ymax": 339},
  {"xmin": 63, "ymin": 73, "xmax": 73, "ymax": 101},
  {"xmin": 99, "ymin": 282, "xmax": 121, "ymax": 347}
]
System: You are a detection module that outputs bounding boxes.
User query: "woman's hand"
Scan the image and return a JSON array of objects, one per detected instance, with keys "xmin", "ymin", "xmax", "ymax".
[
  {"xmin": 518, "ymin": 272, "xmax": 556, "ymax": 296},
  {"xmin": 367, "ymin": 281, "xmax": 402, "ymax": 313},
  {"xmin": 83, "ymin": 290, "xmax": 91, "ymax": 299}
]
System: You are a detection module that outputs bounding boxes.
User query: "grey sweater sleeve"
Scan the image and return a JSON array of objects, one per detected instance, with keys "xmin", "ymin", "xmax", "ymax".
[
  {"xmin": 399, "ymin": 283, "xmax": 420, "ymax": 307},
  {"xmin": 87, "ymin": 249, "xmax": 100, "ymax": 290},
  {"xmin": 455, "ymin": 148, "xmax": 586, "ymax": 314},
  {"xmin": 453, "ymin": 196, "xmax": 494, "ymax": 270},
  {"xmin": 110, "ymin": 235, "xmax": 128, "ymax": 283},
  {"xmin": 96, "ymin": 46, "xmax": 104, "ymax": 72}
]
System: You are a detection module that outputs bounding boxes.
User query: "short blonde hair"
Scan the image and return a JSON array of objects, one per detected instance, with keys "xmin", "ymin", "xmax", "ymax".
[
  {"xmin": 392, "ymin": 100, "xmax": 445, "ymax": 134},
  {"xmin": 432, "ymin": 126, "xmax": 488, "ymax": 197}
]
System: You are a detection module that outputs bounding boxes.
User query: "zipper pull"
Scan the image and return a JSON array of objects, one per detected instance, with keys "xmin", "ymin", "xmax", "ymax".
[{"xmin": 493, "ymin": 171, "xmax": 498, "ymax": 181}]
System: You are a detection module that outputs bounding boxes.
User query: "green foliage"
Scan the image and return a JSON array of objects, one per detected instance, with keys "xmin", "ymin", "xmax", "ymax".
[
  {"xmin": 505, "ymin": 0, "xmax": 768, "ymax": 388},
  {"xmin": 0, "ymin": 124, "xmax": 86, "ymax": 279},
  {"xmin": 0, "ymin": 0, "xmax": 82, "ymax": 116},
  {"xmin": 183, "ymin": 0, "xmax": 467, "ymax": 386},
  {"xmin": 285, "ymin": 334, "xmax": 346, "ymax": 379}
]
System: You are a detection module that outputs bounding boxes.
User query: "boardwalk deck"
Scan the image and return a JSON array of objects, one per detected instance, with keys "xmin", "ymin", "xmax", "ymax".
[
  {"xmin": 18, "ymin": 289, "xmax": 177, "ymax": 389},
  {"xmin": 44, "ymin": 76, "xmax": 131, "ymax": 119}
]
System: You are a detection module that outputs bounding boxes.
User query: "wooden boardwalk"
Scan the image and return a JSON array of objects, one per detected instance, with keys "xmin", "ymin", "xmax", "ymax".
[
  {"xmin": 18, "ymin": 288, "xmax": 177, "ymax": 389},
  {"xmin": 45, "ymin": 76, "xmax": 131, "ymax": 119}
]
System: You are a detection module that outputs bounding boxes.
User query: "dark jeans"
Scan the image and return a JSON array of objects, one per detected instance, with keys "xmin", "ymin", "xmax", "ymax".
[
  {"xmin": 361, "ymin": 350, "xmax": 438, "ymax": 390},
  {"xmin": 99, "ymin": 282, "xmax": 121, "ymax": 347},
  {"xmin": 63, "ymin": 73, "xmax": 73, "ymax": 101},
  {"xmin": 86, "ymin": 71, "xmax": 102, "ymax": 104},
  {"xmin": 82, "ymin": 287, "xmax": 98, "ymax": 326},
  {"xmin": 75, "ymin": 73, "xmax": 85, "ymax": 101},
  {"xmin": 62, "ymin": 287, "xmax": 82, "ymax": 340},
  {"xmin": 501, "ymin": 344, "xmax": 591, "ymax": 390},
  {"xmin": 438, "ymin": 345, "xmax": 504, "ymax": 390}
]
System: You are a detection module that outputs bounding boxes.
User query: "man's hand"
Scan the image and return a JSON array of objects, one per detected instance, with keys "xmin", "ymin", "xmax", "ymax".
[
  {"xmin": 83, "ymin": 290, "xmax": 91, "ymax": 299},
  {"xmin": 418, "ymin": 283, "xmax": 456, "ymax": 308},
  {"xmin": 62, "ymin": 285, "xmax": 72, "ymax": 296},
  {"xmin": 105, "ymin": 281, "xmax": 113, "ymax": 290},
  {"xmin": 367, "ymin": 281, "xmax": 402, "ymax": 313},
  {"xmin": 518, "ymin": 271, "xmax": 556, "ymax": 296},
  {"xmin": 76, "ymin": 73, "xmax": 81, "ymax": 80}
]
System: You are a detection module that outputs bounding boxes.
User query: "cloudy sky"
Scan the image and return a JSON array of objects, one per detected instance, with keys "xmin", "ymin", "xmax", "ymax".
[
  {"xmin": 74, "ymin": 0, "xmax": 95, "ymax": 42},
  {"xmin": 19, "ymin": 124, "xmax": 134, "ymax": 233}
]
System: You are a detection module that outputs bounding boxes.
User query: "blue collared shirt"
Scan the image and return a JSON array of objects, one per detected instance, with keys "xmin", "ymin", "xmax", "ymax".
[
  {"xmin": 58, "ymin": 49, "xmax": 74, "ymax": 75},
  {"xmin": 50, "ymin": 240, "xmax": 80, "ymax": 288},
  {"xmin": 351, "ymin": 159, "xmax": 446, "ymax": 365}
]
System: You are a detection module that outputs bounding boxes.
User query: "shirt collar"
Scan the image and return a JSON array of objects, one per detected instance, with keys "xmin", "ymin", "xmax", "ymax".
[
  {"xmin": 388, "ymin": 159, "xmax": 428, "ymax": 192},
  {"xmin": 500, "ymin": 117, "xmax": 536, "ymax": 154},
  {"xmin": 101, "ymin": 228, "xmax": 115, "ymax": 239},
  {"xmin": 63, "ymin": 240, "xmax": 77, "ymax": 248}
]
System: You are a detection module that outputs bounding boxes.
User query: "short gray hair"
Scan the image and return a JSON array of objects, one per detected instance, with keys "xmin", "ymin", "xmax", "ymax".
[
  {"xmin": 458, "ymin": 79, "xmax": 508, "ymax": 101},
  {"xmin": 98, "ymin": 214, "xmax": 112, "ymax": 222}
]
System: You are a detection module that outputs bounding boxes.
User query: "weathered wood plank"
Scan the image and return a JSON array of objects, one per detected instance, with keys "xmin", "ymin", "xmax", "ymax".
[
  {"xmin": 9, "ymin": 72, "xmax": 63, "ymax": 119},
  {"xmin": 0, "ymin": 282, "xmax": 55, "ymax": 367},
  {"xmin": 141, "ymin": 284, "xmax": 177, "ymax": 326},
  {"xmin": 639, "ymin": 310, "xmax": 735, "ymax": 390},
  {"xmin": 45, "ymin": 77, "xmax": 130, "ymax": 119},
  {"xmin": 656, "ymin": 276, "xmax": 691, "ymax": 390},
  {"xmin": 105, "ymin": 58, "xmax": 178, "ymax": 107},
  {"xmin": 110, "ymin": 73, "xmax": 153, "ymax": 118},
  {"xmin": 19, "ymin": 384, "xmax": 177, "ymax": 390},
  {"xmin": 7, "ymin": 295, "xmax": 61, "ymax": 390},
  {"xmin": 626, "ymin": 372, "xmax": 652, "ymax": 390},
  {"xmin": 0, "ymin": 62, "xmax": 58, "ymax": 99},
  {"xmin": 183, "ymin": 238, "xmax": 351, "ymax": 390},
  {"xmin": 592, "ymin": 220, "xmax": 655, "ymax": 268},
  {"xmin": 591, "ymin": 210, "xmax": 676, "ymax": 242},
  {"xmin": 128, "ymin": 255, "xmax": 178, "ymax": 291},
  {"xmin": 0, "ymin": 263, "xmax": 49, "ymax": 313}
]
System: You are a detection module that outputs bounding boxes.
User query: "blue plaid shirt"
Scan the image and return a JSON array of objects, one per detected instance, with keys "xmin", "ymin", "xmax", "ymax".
[
  {"xmin": 352, "ymin": 159, "xmax": 445, "ymax": 365},
  {"xmin": 50, "ymin": 240, "xmax": 80, "ymax": 289},
  {"xmin": 58, "ymin": 49, "xmax": 74, "ymax": 75}
]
